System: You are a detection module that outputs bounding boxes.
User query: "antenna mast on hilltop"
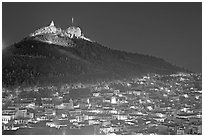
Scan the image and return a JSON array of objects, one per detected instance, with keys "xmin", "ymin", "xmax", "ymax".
[{"xmin": 71, "ymin": 17, "xmax": 74, "ymax": 26}]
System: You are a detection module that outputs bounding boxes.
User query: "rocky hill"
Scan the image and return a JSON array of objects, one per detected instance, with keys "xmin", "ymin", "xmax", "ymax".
[{"xmin": 2, "ymin": 21, "xmax": 188, "ymax": 87}]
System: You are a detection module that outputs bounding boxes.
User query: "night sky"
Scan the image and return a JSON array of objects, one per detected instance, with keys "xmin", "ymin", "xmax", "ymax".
[{"xmin": 2, "ymin": 2, "xmax": 202, "ymax": 73}]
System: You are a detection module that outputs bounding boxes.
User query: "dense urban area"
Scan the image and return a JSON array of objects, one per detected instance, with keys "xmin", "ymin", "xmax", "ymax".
[{"xmin": 2, "ymin": 72, "xmax": 202, "ymax": 135}]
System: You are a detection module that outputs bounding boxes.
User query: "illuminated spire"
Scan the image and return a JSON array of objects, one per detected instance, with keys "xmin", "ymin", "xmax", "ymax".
[
  {"xmin": 71, "ymin": 17, "xmax": 74, "ymax": 25},
  {"xmin": 50, "ymin": 20, "xmax": 55, "ymax": 26}
]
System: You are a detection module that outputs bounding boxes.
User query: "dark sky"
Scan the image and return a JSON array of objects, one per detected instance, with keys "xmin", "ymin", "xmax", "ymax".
[{"xmin": 2, "ymin": 2, "xmax": 202, "ymax": 72}]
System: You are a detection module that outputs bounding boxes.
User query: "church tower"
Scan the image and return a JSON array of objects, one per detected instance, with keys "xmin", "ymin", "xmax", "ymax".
[{"xmin": 49, "ymin": 20, "xmax": 55, "ymax": 26}]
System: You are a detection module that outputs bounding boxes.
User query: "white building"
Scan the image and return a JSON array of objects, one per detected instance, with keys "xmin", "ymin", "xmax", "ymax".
[
  {"xmin": 111, "ymin": 96, "xmax": 117, "ymax": 104},
  {"xmin": 30, "ymin": 19, "xmax": 92, "ymax": 43},
  {"xmin": 30, "ymin": 21, "xmax": 58, "ymax": 36},
  {"xmin": 112, "ymin": 114, "xmax": 128, "ymax": 120},
  {"xmin": 66, "ymin": 26, "xmax": 82, "ymax": 38},
  {"xmin": 2, "ymin": 115, "xmax": 14, "ymax": 124}
]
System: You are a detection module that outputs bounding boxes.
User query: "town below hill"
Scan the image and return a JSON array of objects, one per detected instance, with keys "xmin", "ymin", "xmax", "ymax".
[{"xmin": 2, "ymin": 72, "xmax": 202, "ymax": 135}]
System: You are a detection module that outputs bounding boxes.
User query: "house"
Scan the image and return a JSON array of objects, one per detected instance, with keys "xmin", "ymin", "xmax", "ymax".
[
  {"xmin": 177, "ymin": 129, "xmax": 185, "ymax": 135},
  {"xmin": 113, "ymin": 90, "xmax": 120, "ymax": 95},
  {"xmin": 188, "ymin": 125, "xmax": 202, "ymax": 134},
  {"xmin": 101, "ymin": 121, "xmax": 111, "ymax": 126},
  {"xmin": 44, "ymin": 109, "xmax": 56, "ymax": 119},
  {"xmin": 13, "ymin": 100, "xmax": 35, "ymax": 108},
  {"xmin": 55, "ymin": 109, "xmax": 69, "ymax": 118},
  {"xmin": 69, "ymin": 109, "xmax": 82, "ymax": 117},
  {"xmin": 13, "ymin": 117, "xmax": 29, "ymax": 125},
  {"xmin": 76, "ymin": 115, "xmax": 88, "ymax": 122},
  {"xmin": 88, "ymin": 120, "xmax": 100, "ymax": 125},
  {"xmin": 92, "ymin": 92, "xmax": 101, "ymax": 97},
  {"xmin": 15, "ymin": 108, "xmax": 27, "ymax": 118},
  {"xmin": 2, "ymin": 108, "xmax": 17, "ymax": 115},
  {"xmin": 197, "ymin": 125, "xmax": 202, "ymax": 134},
  {"xmin": 2, "ymin": 121, "xmax": 19, "ymax": 131},
  {"xmin": 42, "ymin": 99, "xmax": 55, "ymax": 109},
  {"xmin": 112, "ymin": 114, "xmax": 128, "ymax": 120},
  {"xmin": 2, "ymin": 114, "xmax": 14, "ymax": 124},
  {"xmin": 46, "ymin": 119, "xmax": 71, "ymax": 128},
  {"xmin": 27, "ymin": 108, "xmax": 35, "ymax": 119},
  {"xmin": 87, "ymin": 114, "xmax": 97, "ymax": 120},
  {"xmin": 100, "ymin": 126, "xmax": 113, "ymax": 134},
  {"xmin": 61, "ymin": 99, "xmax": 74, "ymax": 110},
  {"xmin": 152, "ymin": 115, "xmax": 165, "ymax": 123},
  {"xmin": 36, "ymin": 113, "xmax": 49, "ymax": 121},
  {"xmin": 111, "ymin": 96, "xmax": 117, "ymax": 104},
  {"xmin": 103, "ymin": 97, "xmax": 111, "ymax": 103},
  {"xmin": 98, "ymin": 114, "xmax": 113, "ymax": 121}
]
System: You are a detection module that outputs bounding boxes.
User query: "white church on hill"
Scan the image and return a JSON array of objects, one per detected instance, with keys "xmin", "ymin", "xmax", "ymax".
[{"xmin": 30, "ymin": 18, "xmax": 92, "ymax": 42}]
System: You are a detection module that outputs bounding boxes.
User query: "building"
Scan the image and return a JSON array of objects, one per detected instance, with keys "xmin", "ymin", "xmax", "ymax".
[
  {"xmin": 111, "ymin": 96, "xmax": 117, "ymax": 104},
  {"xmin": 76, "ymin": 114, "xmax": 88, "ymax": 122},
  {"xmin": 2, "ymin": 115, "xmax": 14, "ymax": 124},
  {"xmin": 177, "ymin": 129, "xmax": 185, "ymax": 135},
  {"xmin": 13, "ymin": 100, "xmax": 35, "ymax": 108},
  {"xmin": 112, "ymin": 114, "xmax": 128, "ymax": 120},
  {"xmin": 13, "ymin": 117, "xmax": 29, "ymax": 125},
  {"xmin": 15, "ymin": 109, "xmax": 27, "ymax": 118},
  {"xmin": 66, "ymin": 26, "xmax": 82, "ymax": 38}
]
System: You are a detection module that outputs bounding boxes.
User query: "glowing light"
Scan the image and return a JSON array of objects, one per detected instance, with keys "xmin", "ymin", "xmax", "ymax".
[{"xmin": 2, "ymin": 41, "xmax": 7, "ymax": 50}]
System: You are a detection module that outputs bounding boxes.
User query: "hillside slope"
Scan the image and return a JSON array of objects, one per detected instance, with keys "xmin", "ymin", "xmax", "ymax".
[{"xmin": 2, "ymin": 36, "xmax": 187, "ymax": 87}]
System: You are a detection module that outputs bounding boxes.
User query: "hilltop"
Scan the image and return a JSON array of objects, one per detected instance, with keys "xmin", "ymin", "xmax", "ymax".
[{"xmin": 2, "ymin": 21, "xmax": 188, "ymax": 87}]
